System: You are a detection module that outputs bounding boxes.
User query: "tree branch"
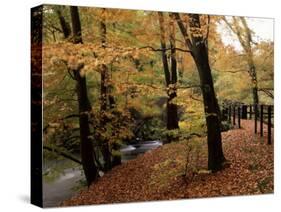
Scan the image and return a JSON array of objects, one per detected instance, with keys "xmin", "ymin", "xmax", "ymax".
[
  {"xmin": 67, "ymin": 68, "xmax": 76, "ymax": 80},
  {"xmin": 122, "ymin": 82, "xmax": 162, "ymax": 90},
  {"xmin": 63, "ymin": 114, "xmax": 80, "ymax": 119},
  {"xmin": 139, "ymin": 46, "xmax": 192, "ymax": 53},
  {"xmin": 189, "ymin": 94, "xmax": 203, "ymax": 102},
  {"xmin": 43, "ymin": 145, "xmax": 82, "ymax": 164},
  {"xmin": 218, "ymin": 69, "xmax": 247, "ymax": 74},
  {"xmin": 258, "ymin": 88, "xmax": 274, "ymax": 99},
  {"xmin": 178, "ymin": 85, "xmax": 201, "ymax": 89},
  {"xmin": 171, "ymin": 13, "xmax": 194, "ymax": 53}
]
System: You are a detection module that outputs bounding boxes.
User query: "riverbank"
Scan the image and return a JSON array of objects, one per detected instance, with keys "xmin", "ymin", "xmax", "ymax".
[
  {"xmin": 62, "ymin": 120, "xmax": 273, "ymax": 206},
  {"xmin": 43, "ymin": 140, "xmax": 163, "ymax": 207}
]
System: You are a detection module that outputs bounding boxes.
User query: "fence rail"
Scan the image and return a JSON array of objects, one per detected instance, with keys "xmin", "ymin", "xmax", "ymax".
[{"xmin": 222, "ymin": 104, "xmax": 274, "ymax": 145}]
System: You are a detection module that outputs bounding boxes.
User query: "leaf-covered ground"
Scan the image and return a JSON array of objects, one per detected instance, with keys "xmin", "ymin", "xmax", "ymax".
[{"xmin": 62, "ymin": 120, "xmax": 273, "ymax": 206}]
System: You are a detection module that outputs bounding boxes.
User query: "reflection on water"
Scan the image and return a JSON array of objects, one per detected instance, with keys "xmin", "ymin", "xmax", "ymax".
[{"xmin": 43, "ymin": 140, "xmax": 162, "ymax": 207}]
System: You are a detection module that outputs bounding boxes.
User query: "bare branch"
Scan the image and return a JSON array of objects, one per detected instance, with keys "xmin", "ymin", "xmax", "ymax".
[
  {"xmin": 139, "ymin": 46, "xmax": 192, "ymax": 53},
  {"xmin": 258, "ymin": 88, "xmax": 274, "ymax": 99},
  {"xmin": 43, "ymin": 145, "xmax": 82, "ymax": 164},
  {"xmin": 122, "ymin": 82, "xmax": 162, "ymax": 90},
  {"xmin": 171, "ymin": 13, "xmax": 194, "ymax": 52},
  {"xmin": 178, "ymin": 85, "xmax": 201, "ymax": 89},
  {"xmin": 63, "ymin": 114, "xmax": 80, "ymax": 119},
  {"xmin": 189, "ymin": 94, "xmax": 203, "ymax": 102},
  {"xmin": 217, "ymin": 69, "xmax": 247, "ymax": 74},
  {"xmin": 67, "ymin": 68, "xmax": 76, "ymax": 80}
]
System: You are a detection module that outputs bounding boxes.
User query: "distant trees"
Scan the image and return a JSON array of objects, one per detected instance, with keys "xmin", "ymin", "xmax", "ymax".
[
  {"xmin": 172, "ymin": 13, "xmax": 226, "ymax": 171},
  {"xmin": 222, "ymin": 17, "xmax": 259, "ymax": 106}
]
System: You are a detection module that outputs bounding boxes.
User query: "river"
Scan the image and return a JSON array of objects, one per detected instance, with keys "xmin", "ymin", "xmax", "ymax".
[{"xmin": 43, "ymin": 140, "xmax": 162, "ymax": 207}]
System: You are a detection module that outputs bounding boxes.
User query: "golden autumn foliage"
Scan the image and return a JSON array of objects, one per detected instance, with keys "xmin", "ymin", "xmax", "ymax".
[{"xmin": 41, "ymin": 5, "xmax": 273, "ymax": 206}]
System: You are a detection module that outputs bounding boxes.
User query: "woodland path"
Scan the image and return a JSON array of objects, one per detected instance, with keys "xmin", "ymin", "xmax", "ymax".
[{"xmin": 62, "ymin": 120, "xmax": 273, "ymax": 206}]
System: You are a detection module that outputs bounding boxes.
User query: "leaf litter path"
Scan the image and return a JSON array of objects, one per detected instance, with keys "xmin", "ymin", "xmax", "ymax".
[{"xmin": 62, "ymin": 120, "xmax": 273, "ymax": 206}]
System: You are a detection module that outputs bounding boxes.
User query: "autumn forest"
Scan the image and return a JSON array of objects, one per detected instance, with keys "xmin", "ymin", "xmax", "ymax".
[{"xmin": 32, "ymin": 4, "xmax": 274, "ymax": 207}]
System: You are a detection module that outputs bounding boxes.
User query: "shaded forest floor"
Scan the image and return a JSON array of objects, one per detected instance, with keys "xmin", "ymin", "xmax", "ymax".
[{"xmin": 62, "ymin": 120, "xmax": 273, "ymax": 206}]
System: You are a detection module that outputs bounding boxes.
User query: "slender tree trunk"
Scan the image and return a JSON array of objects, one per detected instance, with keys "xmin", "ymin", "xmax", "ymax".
[
  {"xmin": 70, "ymin": 6, "xmax": 98, "ymax": 186},
  {"xmin": 247, "ymin": 57, "xmax": 259, "ymax": 116},
  {"xmin": 224, "ymin": 17, "xmax": 259, "ymax": 107},
  {"xmin": 99, "ymin": 9, "xmax": 112, "ymax": 171},
  {"xmin": 158, "ymin": 12, "xmax": 171, "ymax": 86},
  {"xmin": 240, "ymin": 17, "xmax": 260, "ymax": 106},
  {"xmin": 167, "ymin": 14, "xmax": 179, "ymax": 130},
  {"xmin": 108, "ymin": 65, "xmax": 116, "ymax": 109},
  {"xmin": 249, "ymin": 65, "xmax": 259, "ymax": 107},
  {"xmin": 110, "ymin": 70, "xmax": 121, "ymax": 166},
  {"xmin": 167, "ymin": 93, "xmax": 179, "ymax": 129},
  {"xmin": 55, "ymin": 6, "xmax": 71, "ymax": 39},
  {"xmin": 252, "ymin": 87, "xmax": 259, "ymax": 106},
  {"xmin": 158, "ymin": 12, "xmax": 179, "ymax": 135},
  {"xmin": 178, "ymin": 55, "xmax": 184, "ymax": 79}
]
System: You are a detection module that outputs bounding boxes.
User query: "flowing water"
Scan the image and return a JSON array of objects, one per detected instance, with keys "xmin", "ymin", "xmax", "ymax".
[{"xmin": 43, "ymin": 140, "xmax": 162, "ymax": 207}]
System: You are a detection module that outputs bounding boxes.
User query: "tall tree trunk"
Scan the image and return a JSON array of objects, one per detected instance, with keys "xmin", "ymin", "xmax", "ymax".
[
  {"xmin": 158, "ymin": 12, "xmax": 179, "ymax": 136},
  {"xmin": 252, "ymin": 86, "xmax": 259, "ymax": 106},
  {"xmin": 167, "ymin": 14, "xmax": 179, "ymax": 130},
  {"xmin": 109, "ymin": 66, "xmax": 120, "ymax": 166},
  {"xmin": 173, "ymin": 13, "xmax": 226, "ymax": 171},
  {"xmin": 192, "ymin": 49, "xmax": 225, "ymax": 171},
  {"xmin": 240, "ymin": 17, "xmax": 259, "ymax": 106},
  {"xmin": 158, "ymin": 12, "xmax": 171, "ymax": 86},
  {"xmin": 249, "ymin": 63, "xmax": 259, "ymax": 107},
  {"xmin": 55, "ymin": 6, "xmax": 71, "ymax": 39},
  {"xmin": 99, "ymin": 9, "xmax": 112, "ymax": 171},
  {"xmin": 70, "ymin": 6, "xmax": 98, "ymax": 186},
  {"xmin": 250, "ymin": 65, "xmax": 259, "ymax": 112},
  {"xmin": 108, "ymin": 66, "xmax": 116, "ymax": 109},
  {"xmin": 189, "ymin": 14, "xmax": 225, "ymax": 171}
]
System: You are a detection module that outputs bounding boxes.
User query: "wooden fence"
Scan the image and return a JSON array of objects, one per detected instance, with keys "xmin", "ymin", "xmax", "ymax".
[{"xmin": 222, "ymin": 104, "xmax": 274, "ymax": 145}]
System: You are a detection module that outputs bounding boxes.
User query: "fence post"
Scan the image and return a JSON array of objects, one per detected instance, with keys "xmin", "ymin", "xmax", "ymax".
[
  {"xmin": 260, "ymin": 105, "xmax": 264, "ymax": 137},
  {"xmin": 242, "ymin": 105, "xmax": 247, "ymax": 119},
  {"xmin": 254, "ymin": 104, "xmax": 257, "ymax": 134},
  {"xmin": 268, "ymin": 105, "xmax": 272, "ymax": 145},
  {"xmin": 233, "ymin": 105, "xmax": 236, "ymax": 126},
  {"xmin": 250, "ymin": 105, "xmax": 252, "ymax": 119},
  {"xmin": 238, "ymin": 106, "xmax": 241, "ymax": 128},
  {"xmin": 228, "ymin": 105, "xmax": 231, "ymax": 123}
]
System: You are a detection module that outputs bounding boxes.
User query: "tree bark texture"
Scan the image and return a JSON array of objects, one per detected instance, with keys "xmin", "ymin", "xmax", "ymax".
[
  {"xmin": 158, "ymin": 12, "xmax": 179, "ymax": 134},
  {"xmin": 99, "ymin": 9, "xmax": 113, "ymax": 171},
  {"xmin": 70, "ymin": 6, "xmax": 98, "ymax": 186},
  {"xmin": 174, "ymin": 13, "xmax": 226, "ymax": 171}
]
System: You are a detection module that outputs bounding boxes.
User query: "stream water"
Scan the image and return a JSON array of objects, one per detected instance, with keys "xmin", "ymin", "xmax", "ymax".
[{"xmin": 43, "ymin": 140, "xmax": 162, "ymax": 207}]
